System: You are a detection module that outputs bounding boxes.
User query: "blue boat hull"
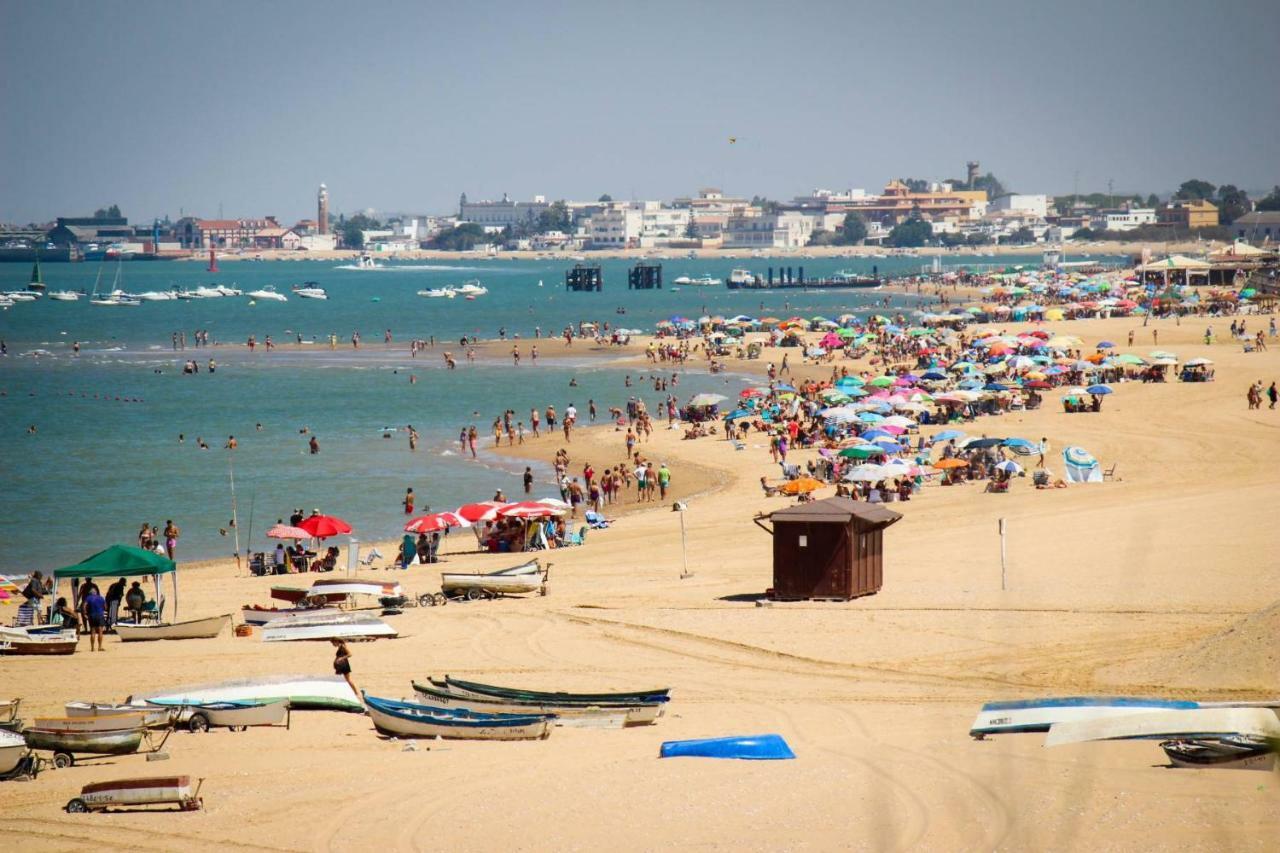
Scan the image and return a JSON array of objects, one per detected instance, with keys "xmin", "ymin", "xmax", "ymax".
[{"xmin": 660, "ymin": 734, "xmax": 795, "ymax": 760}]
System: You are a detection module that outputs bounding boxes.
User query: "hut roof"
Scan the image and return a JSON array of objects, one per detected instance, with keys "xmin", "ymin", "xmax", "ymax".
[{"xmin": 768, "ymin": 496, "xmax": 902, "ymax": 526}]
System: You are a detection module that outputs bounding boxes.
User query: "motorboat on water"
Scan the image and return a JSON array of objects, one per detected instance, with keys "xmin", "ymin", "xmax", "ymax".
[
  {"xmin": 728, "ymin": 269, "xmax": 760, "ymax": 287},
  {"xmin": 0, "ymin": 296, "xmax": 15, "ymax": 308},
  {"xmin": 417, "ymin": 287, "xmax": 456, "ymax": 298},
  {"xmin": 89, "ymin": 294, "xmax": 141, "ymax": 307},
  {"xmin": 2, "ymin": 291, "xmax": 39, "ymax": 302},
  {"xmin": 134, "ymin": 290, "xmax": 179, "ymax": 301},
  {"xmin": 191, "ymin": 284, "xmax": 242, "ymax": 298},
  {"xmin": 247, "ymin": 286, "xmax": 288, "ymax": 302},
  {"xmin": 688, "ymin": 275, "xmax": 721, "ymax": 286},
  {"xmin": 455, "ymin": 280, "xmax": 487, "ymax": 295},
  {"xmin": 292, "ymin": 282, "xmax": 328, "ymax": 299}
]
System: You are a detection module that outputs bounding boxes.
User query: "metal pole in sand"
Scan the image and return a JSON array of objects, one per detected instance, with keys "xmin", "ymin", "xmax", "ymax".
[
  {"xmin": 229, "ymin": 454, "xmax": 241, "ymax": 571},
  {"xmin": 999, "ymin": 517, "xmax": 1007, "ymax": 591}
]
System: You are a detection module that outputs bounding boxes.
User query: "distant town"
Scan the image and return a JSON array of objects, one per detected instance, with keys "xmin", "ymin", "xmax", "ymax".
[{"xmin": 3, "ymin": 164, "xmax": 1279, "ymax": 262}]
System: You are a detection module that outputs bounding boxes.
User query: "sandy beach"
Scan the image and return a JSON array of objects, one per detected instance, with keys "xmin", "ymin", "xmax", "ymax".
[{"xmin": 1, "ymin": 312, "xmax": 1277, "ymax": 851}]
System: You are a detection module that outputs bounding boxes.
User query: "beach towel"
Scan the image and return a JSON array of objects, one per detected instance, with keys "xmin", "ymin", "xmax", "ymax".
[
  {"xmin": 1062, "ymin": 446, "xmax": 1102, "ymax": 483},
  {"xmin": 584, "ymin": 511, "xmax": 610, "ymax": 529}
]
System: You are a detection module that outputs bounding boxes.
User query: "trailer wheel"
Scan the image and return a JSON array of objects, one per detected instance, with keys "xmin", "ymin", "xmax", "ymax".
[
  {"xmin": 65, "ymin": 798, "xmax": 89, "ymax": 813},
  {"xmin": 434, "ymin": 593, "xmax": 447, "ymax": 606},
  {"xmin": 418, "ymin": 593, "xmax": 434, "ymax": 607},
  {"xmin": 53, "ymin": 752, "xmax": 74, "ymax": 769},
  {"xmin": 465, "ymin": 588, "xmax": 483, "ymax": 601},
  {"xmin": 188, "ymin": 713, "xmax": 210, "ymax": 733}
]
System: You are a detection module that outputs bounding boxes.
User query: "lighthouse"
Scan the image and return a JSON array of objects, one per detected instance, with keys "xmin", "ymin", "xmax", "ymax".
[{"xmin": 318, "ymin": 183, "xmax": 329, "ymax": 235}]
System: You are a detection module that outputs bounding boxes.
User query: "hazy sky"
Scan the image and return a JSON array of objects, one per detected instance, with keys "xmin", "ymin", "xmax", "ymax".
[{"xmin": 3, "ymin": 0, "xmax": 1277, "ymax": 224}]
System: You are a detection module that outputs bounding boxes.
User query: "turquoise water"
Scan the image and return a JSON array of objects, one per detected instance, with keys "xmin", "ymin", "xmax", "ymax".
[{"xmin": 0, "ymin": 255, "xmax": 1051, "ymax": 570}]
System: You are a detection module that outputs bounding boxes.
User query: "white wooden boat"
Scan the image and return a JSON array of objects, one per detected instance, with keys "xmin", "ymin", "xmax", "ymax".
[
  {"xmin": 186, "ymin": 700, "xmax": 289, "ymax": 732},
  {"xmin": 64, "ymin": 702, "xmax": 174, "ymax": 729},
  {"xmin": 364, "ymin": 694, "xmax": 551, "ymax": 740},
  {"xmin": 115, "ymin": 614, "xmax": 231, "ymax": 642},
  {"xmin": 0, "ymin": 626, "xmax": 77, "ymax": 655},
  {"xmin": 241, "ymin": 605, "xmax": 340, "ymax": 626},
  {"xmin": 411, "ymin": 682, "xmax": 652, "ymax": 728},
  {"xmin": 141, "ymin": 674, "xmax": 362, "ymax": 712},
  {"xmin": 441, "ymin": 560, "xmax": 545, "ymax": 597},
  {"xmin": 23, "ymin": 725, "xmax": 145, "ymax": 757},
  {"xmin": 0, "ymin": 729, "xmax": 27, "ymax": 775},
  {"xmin": 67, "ymin": 775, "xmax": 203, "ymax": 812},
  {"xmin": 0, "ymin": 698, "xmax": 19, "ymax": 727},
  {"xmin": 968, "ymin": 696, "xmax": 1200, "ymax": 738},
  {"xmin": 1045, "ymin": 708, "xmax": 1280, "ymax": 748},
  {"xmin": 261, "ymin": 611, "xmax": 397, "ymax": 643},
  {"xmin": 32, "ymin": 714, "xmax": 148, "ymax": 733}
]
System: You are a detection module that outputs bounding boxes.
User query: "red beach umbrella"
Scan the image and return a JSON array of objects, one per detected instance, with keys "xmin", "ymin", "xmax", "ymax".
[
  {"xmin": 455, "ymin": 501, "xmax": 506, "ymax": 523},
  {"xmin": 497, "ymin": 501, "xmax": 564, "ymax": 519},
  {"xmin": 298, "ymin": 514, "xmax": 353, "ymax": 539},
  {"xmin": 265, "ymin": 523, "xmax": 311, "ymax": 540},
  {"xmin": 404, "ymin": 512, "xmax": 470, "ymax": 533}
]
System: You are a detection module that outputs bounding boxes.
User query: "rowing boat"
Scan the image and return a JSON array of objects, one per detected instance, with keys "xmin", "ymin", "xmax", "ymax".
[
  {"xmin": 115, "ymin": 614, "xmax": 232, "ymax": 642},
  {"xmin": 260, "ymin": 611, "xmax": 398, "ymax": 642},
  {"xmin": 23, "ymin": 726, "xmax": 145, "ymax": 756},
  {"xmin": 439, "ymin": 572, "xmax": 543, "ymax": 596},
  {"xmin": 440, "ymin": 675, "xmax": 671, "ymax": 706},
  {"xmin": 241, "ymin": 605, "xmax": 340, "ymax": 626},
  {"xmin": 411, "ymin": 681, "xmax": 652, "ymax": 727},
  {"xmin": 188, "ymin": 699, "xmax": 290, "ymax": 731},
  {"xmin": 32, "ymin": 714, "xmax": 148, "ymax": 733},
  {"xmin": 0, "ymin": 730, "xmax": 28, "ymax": 776},
  {"xmin": 67, "ymin": 775, "xmax": 203, "ymax": 812},
  {"xmin": 1045, "ymin": 707, "xmax": 1280, "ymax": 747},
  {"xmin": 1161, "ymin": 736, "xmax": 1277, "ymax": 770},
  {"xmin": 64, "ymin": 702, "xmax": 174, "ymax": 728},
  {"xmin": 0, "ymin": 626, "xmax": 77, "ymax": 655},
  {"xmin": 968, "ymin": 696, "xmax": 1200, "ymax": 738},
  {"xmin": 363, "ymin": 694, "xmax": 552, "ymax": 741},
  {"xmin": 271, "ymin": 579, "xmax": 402, "ymax": 605},
  {"xmin": 141, "ymin": 674, "xmax": 362, "ymax": 712}
]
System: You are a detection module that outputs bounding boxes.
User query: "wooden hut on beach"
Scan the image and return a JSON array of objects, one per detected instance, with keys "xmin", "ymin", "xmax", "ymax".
[{"xmin": 755, "ymin": 498, "xmax": 901, "ymax": 601}]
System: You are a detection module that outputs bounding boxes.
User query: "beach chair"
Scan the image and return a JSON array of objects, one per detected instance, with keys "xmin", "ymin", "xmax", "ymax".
[
  {"xmin": 249, "ymin": 552, "xmax": 267, "ymax": 576},
  {"xmin": 359, "ymin": 547, "xmax": 383, "ymax": 569},
  {"xmin": 1102, "ymin": 463, "xmax": 1118, "ymax": 481}
]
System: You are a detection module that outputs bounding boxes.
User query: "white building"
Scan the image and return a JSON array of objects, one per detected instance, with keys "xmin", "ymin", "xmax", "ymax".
[
  {"xmin": 723, "ymin": 211, "xmax": 816, "ymax": 248},
  {"xmin": 458, "ymin": 192, "xmax": 549, "ymax": 231},
  {"xmin": 1091, "ymin": 208, "xmax": 1156, "ymax": 232},
  {"xmin": 988, "ymin": 194, "xmax": 1049, "ymax": 218},
  {"xmin": 587, "ymin": 202, "xmax": 693, "ymax": 248},
  {"xmin": 588, "ymin": 206, "xmax": 642, "ymax": 248}
]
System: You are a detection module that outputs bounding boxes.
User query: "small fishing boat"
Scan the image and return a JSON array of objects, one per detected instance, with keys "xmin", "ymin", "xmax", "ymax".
[
  {"xmin": 32, "ymin": 714, "xmax": 148, "ymax": 733},
  {"xmin": 441, "ymin": 560, "xmax": 546, "ymax": 598},
  {"xmin": 0, "ymin": 729, "xmax": 29, "ymax": 776},
  {"xmin": 141, "ymin": 674, "xmax": 362, "ymax": 712},
  {"xmin": 363, "ymin": 694, "xmax": 552, "ymax": 741},
  {"xmin": 66, "ymin": 775, "xmax": 204, "ymax": 813},
  {"xmin": 23, "ymin": 726, "xmax": 145, "ymax": 762},
  {"xmin": 673, "ymin": 275, "xmax": 693, "ymax": 285},
  {"xmin": 64, "ymin": 702, "xmax": 174, "ymax": 729},
  {"xmin": 261, "ymin": 612, "xmax": 397, "ymax": 643},
  {"xmin": 0, "ymin": 698, "xmax": 20, "ymax": 732},
  {"xmin": 241, "ymin": 605, "xmax": 340, "ymax": 626},
  {"xmin": 417, "ymin": 287, "xmax": 456, "ymax": 298},
  {"xmin": 270, "ymin": 579, "xmax": 401, "ymax": 606},
  {"xmin": 412, "ymin": 681, "xmax": 654, "ymax": 727},
  {"xmin": 292, "ymin": 282, "xmax": 327, "ymax": 299},
  {"xmin": 47, "ymin": 290, "xmax": 81, "ymax": 301},
  {"xmin": 1045, "ymin": 707, "xmax": 1280, "ymax": 748},
  {"xmin": 1161, "ymin": 736, "xmax": 1276, "ymax": 770},
  {"xmin": 246, "ymin": 286, "xmax": 288, "ymax": 301},
  {"xmin": 0, "ymin": 626, "xmax": 77, "ymax": 656},
  {"xmin": 969, "ymin": 696, "xmax": 1202, "ymax": 738},
  {"xmin": 182, "ymin": 699, "xmax": 290, "ymax": 732},
  {"xmin": 440, "ymin": 675, "xmax": 670, "ymax": 706},
  {"xmin": 115, "ymin": 614, "xmax": 231, "ymax": 642}
]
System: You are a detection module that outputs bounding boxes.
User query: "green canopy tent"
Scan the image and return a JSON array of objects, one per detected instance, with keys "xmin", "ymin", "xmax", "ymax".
[{"xmin": 53, "ymin": 545, "xmax": 179, "ymax": 620}]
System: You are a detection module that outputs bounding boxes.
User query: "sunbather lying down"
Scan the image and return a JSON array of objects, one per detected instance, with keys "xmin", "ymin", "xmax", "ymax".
[{"xmin": 584, "ymin": 511, "xmax": 614, "ymax": 528}]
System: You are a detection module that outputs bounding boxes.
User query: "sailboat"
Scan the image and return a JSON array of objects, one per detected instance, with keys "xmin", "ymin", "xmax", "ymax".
[{"xmin": 90, "ymin": 259, "xmax": 141, "ymax": 307}]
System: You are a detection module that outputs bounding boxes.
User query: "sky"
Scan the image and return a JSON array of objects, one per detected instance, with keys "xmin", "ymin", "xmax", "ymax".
[{"xmin": 2, "ymin": 0, "xmax": 1278, "ymax": 224}]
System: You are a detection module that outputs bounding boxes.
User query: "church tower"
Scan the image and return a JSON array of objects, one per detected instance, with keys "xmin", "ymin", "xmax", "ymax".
[{"xmin": 318, "ymin": 184, "xmax": 330, "ymax": 234}]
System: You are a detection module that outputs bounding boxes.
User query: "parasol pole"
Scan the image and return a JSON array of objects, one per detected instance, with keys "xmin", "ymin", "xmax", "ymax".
[
  {"xmin": 228, "ymin": 453, "xmax": 241, "ymax": 571},
  {"xmin": 244, "ymin": 490, "xmax": 257, "ymax": 573}
]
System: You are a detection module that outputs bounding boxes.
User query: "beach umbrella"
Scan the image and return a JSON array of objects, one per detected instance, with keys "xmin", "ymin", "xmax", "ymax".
[
  {"xmin": 1064, "ymin": 446, "xmax": 1097, "ymax": 466},
  {"xmin": 932, "ymin": 458, "xmax": 968, "ymax": 470},
  {"xmin": 1002, "ymin": 437, "xmax": 1037, "ymax": 449},
  {"xmin": 498, "ymin": 501, "xmax": 564, "ymax": 519},
  {"xmin": 1097, "ymin": 341, "xmax": 1116, "ymax": 349},
  {"xmin": 1115, "ymin": 353, "xmax": 1146, "ymax": 365},
  {"xmin": 861, "ymin": 429, "xmax": 894, "ymax": 441},
  {"xmin": 881, "ymin": 415, "xmax": 916, "ymax": 428},
  {"xmin": 965, "ymin": 437, "xmax": 1006, "ymax": 449},
  {"xmin": 688, "ymin": 393, "xmax": 727, "ymax": 407},
  {"xmin": 843, "ymin": 465, "xmax": 891, "ymax": 482},
  {"xmin": 780, "ymin": 477, "xmax": 824, "ymax": 495},
  {"xmin": 266, "ymin": 523, "xmax": 311, "ymax": 540},
  {"xmin": 921, "ymin": 370, "xmax": 947, "ymax": 381},
  {"xmin": 456, "ymin": 501, "xmax": 506, "ymax": 523},
  {"xmin": 404, "ymin": 511, "xmax": 469, "ymax": 533},
  {"xmin": 869, "ymin": 376, "xmax": 896, "ymax": 388},
  {"xmin": 994, "ymin": 460, "xmax": 1023, "ymax": 475},
  {"xmin": 1024, "ymin": 380, "xmax": 1052, "ymax": 389},
  {"xmin": 1184, "ymin": 357, "xmax": 1213, "ymax": 366},
  {"xmin": 298, "ymin": 514, "xmax": 353, "ymax": 539},
  {"xmin": 838, "ymin": 445, "xmax": 886, "ymax": 459},
  {"xmin": 1085, "ymin": 384, "xmax": 1112, "ymax": 395},
  {"xmin": 933, "ymin": 429, "xmax": 966, "ymax": 442}
]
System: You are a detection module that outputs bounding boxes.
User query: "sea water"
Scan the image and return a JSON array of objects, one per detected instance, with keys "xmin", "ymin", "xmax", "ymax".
[{"xmin": 0, "ymin": 254, "xmax": 1056, "ymax": 569}]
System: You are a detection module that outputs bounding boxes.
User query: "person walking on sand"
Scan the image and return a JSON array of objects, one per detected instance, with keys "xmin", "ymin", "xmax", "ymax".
[
  {"xmin": 83, "ymin": 585, "xmax": 107, "ymax": 651},
  {"xmin": 1268, "ymin": 382, "xmax": 1278, "ymax": 410},
  {"xmin": 331, "ymin": 639, "xmax": 356, "ymax": 694}
]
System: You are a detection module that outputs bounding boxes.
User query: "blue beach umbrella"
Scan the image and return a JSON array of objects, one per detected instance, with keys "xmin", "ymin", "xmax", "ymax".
[
  {"xmin": 861, "ymin": 428, "xmax": 894, "ymax": 441},
  {"xmin": 1086, "ymin": 384, "xmax": 1112, "ymax": 395},
  {"xmin": 934, "ymin": 430, "xmax": 966, "ymax": 442}
]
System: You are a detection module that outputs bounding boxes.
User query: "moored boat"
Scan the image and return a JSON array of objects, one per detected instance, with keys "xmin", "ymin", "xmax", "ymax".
[
  {"xmin": 440, "ymin": 675, "xmax": 670, "ymax": 706},
  {"xmin": 412, "ymin": 681, "xmax": 655, "ymax": 727},
  {"xmin": 241, "ymin": 605, "xmax": 340, "ymax": 626},
  {"xmin": 140, "ymin": 674, "xmax": 362, "ymax": 712},
  {"xmin": 67, "ymin": 775, "xmax": 203, "ymax": 812},
  {"xmin": 1045, "ymin": 707, "xmax": 1280, "ymax": 748},
  {"xmin": 31, "ymin": 714, "xmax": 149, "ymax": 733},
  {"xmin": 1161, "ymin": 736, "xmax": 1276, "ymax": 770},
  {"xmin": 261, "ymin": 611, "xmax": 397, "ymax": 643},
  {"xmin": 46, "ymin": 290, "xmax": 81, "ymax": 301},
  {"xmin": 246, "ymin": 286, "xmax": 288, "ymax": 301},
  {"xmin": 969, "ymin": 696, "xmax": 1200, "ymax": 738},
  {"xmin": 115, "ymin": 614, "xmax": 232, "ymax": 642},
  {"xmin": 23, "ymin": 726, "xmax": 145, "ymax": 757},
  {"xmin": 0, "ymin": 626, "xmax": 77, "ymax": 656},
  {"xmin": 417, "ymin": 287, "xmax": 456, "ymax": 298},
  {"xmin": 455, "ymin": 280, "xmax": 487, "ymax": 295},
  {"xmin": 185, "ymin": 699, "xmax": 290, "ymax": 731},
  {"xmin": 64, "ymin": 702, "xmax": 173, "ymax": 729},
  {"xmin": 292, "ymin": 282, "xmax": 327, "ymax": 299},
  {"xmin": 363, "ymin": 694, "xmax": 552, "ymax": 741}
]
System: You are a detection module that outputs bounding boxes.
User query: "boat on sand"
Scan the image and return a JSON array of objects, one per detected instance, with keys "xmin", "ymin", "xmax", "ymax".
[
  {"xmin": 363, "ymin": 694, "xmax": 552, "ymax": 741},
  {"xmin": 115, "ymin": 614, "xmax": 231, "ymax": 642},
  {"xmin": 412, "ymin": 681, "xmax": 656, "ymax": 727},
  {"xmin": 140, "ymin": 674, "xmax": 362, "ymax": 712}
]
